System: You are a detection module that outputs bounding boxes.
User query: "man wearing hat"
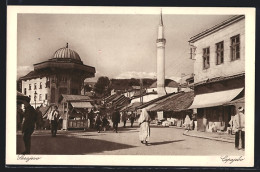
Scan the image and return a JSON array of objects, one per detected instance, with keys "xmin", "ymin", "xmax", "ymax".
[
  {"xmin": 233, "ymin": 106, "xmax": 245, "ymax": 150},
  {"xmin": 112, "ymin": 106, "xmax": 120, "ymax": 133}
]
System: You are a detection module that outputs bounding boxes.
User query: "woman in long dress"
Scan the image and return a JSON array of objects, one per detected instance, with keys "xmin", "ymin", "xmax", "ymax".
[
  {"xmin": 184, "ymin": 114, "xmax": 191, "ymax": 130},
  {"xmin": 138, "ymin": 108, "xmax": 151, "ymax": 145}
]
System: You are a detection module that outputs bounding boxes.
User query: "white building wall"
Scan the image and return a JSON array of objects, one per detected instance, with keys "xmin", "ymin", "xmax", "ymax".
[
  {"xmin": 123, "ymin": 91, "xmax": 135, "ymax": 98},
  {"xmin": 147, "ymin": 87, "xmax": 178, "ymax": 94},
  {"xmin": 131, "ymin": 94, "xmax": 158, "ymax": 104},
  {"xmin": 193, "ymin": 19, "xmax": 245, "ymax": 83},
  {"xmin": 165, "ymin": 87, "xmax": 178, "ymax": 94},
  {"xmin": 22, "ymin": 77, "xmax": 49, "ymax": 108},
  {"xmin": 147, "ymin": 88, "xmax": 157, "ymax": 93}
]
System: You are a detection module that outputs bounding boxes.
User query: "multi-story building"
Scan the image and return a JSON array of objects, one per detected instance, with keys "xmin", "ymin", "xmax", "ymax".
[
  {"xmin": 188, "ymin": 15, "xmax": 245, "ymax": 132},
  {"xmin": 20, "ymin": 43, "xmax": 96, "ymax": 108}
]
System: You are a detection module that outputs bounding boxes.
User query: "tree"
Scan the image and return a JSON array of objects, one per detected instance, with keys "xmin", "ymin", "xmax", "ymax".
[
  {"xmin": 94, "ymin": 76, "xmax": 111, "ymax": 97},
  {"xmin": 129, "ymin": 78, "xmax": 139, "ymax": 86}
]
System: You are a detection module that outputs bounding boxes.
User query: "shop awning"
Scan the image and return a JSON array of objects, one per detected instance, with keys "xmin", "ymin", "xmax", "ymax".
[
  {"xmin": 71, "ymin": 102, "xmax": 93, "ymax": 109},
  {"xmin": 188, "ymin": 88, "xmax": 244, "ymax": 109},
  {"xmin": 224, "ymin": 97, "xmax": 244, "ymax": 106}
]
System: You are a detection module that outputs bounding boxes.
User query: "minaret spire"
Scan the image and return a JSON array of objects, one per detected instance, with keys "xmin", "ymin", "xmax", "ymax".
[{"xmin": 160, "ymin": 9, "xmax": 163, "ymax": 26}]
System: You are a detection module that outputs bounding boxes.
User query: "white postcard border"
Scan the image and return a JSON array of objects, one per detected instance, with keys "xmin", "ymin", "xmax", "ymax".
[{"xmin": 6, "ymin": 6, "xmax": 255, "ymax": 167}]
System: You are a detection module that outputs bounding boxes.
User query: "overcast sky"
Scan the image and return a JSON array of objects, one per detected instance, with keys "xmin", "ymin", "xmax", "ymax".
[{"xmin": 17, "ymin": 13, "xmax": 232, "ymax": 82}]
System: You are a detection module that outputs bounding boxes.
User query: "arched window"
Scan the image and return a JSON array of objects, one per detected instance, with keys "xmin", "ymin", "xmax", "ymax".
[
  {"xmin": 34, "ymin": 83, "xmax": 37, "ymax": 90},
  {"xmin": 29, "ymin": 84, "xmax": 31, "ymax": 90}
]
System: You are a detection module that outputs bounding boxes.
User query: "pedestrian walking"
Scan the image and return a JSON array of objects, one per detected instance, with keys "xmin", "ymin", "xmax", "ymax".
[
  {"xmin": 122, "ymin": 111, "xmax": 127, "ymax": 128},
  {"xmin": 233, "ymin": 106, "xmax": 245, "ymax": 150},
  {"xmin": 89, "ymin": 109, "xmax": 94, "ymax": 129},
  {"xmin": 36, "ymin": 107, "xmax": 43, "ymax": 130},
  {"xmin": 112, "ymin": 107, "xmax": 120, "ymax": 133},
  {"xmin": 102, "ymin": 115, "xmax": 109, "ymax": 131},
  {"xmin": 138, "ymin": 108, "xmax": 151, "ymax": 145},
  {"xmin": 184, "ymin": 115, "xmax": 191, "ymax": 130},
  {"xmin": 17, "ymin": 104, "xmax": 24, "ymax": 131},
  {"xmin": 21, "ymin": 101, "xmax": 37, "ymax": 154},
  {"xmin": 130, "ymin": 112, "xmax": 135, "ymax": 127},
  {"xmin": 95, "ymin": 113, "xmax": 102, "ymax": 133},
  {"xmin": 49, "ymin": 105, "xmax": 59, "ymax": 137}
]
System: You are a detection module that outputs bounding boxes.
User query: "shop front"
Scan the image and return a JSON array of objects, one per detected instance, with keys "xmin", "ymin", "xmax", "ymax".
[{"xmin": 189, "ymin": 88, "xmax": 244, "ymax": 132}]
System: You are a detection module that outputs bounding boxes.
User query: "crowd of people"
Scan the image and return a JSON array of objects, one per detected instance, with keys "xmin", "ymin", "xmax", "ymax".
[
  {"xmin": 17, "ymin": 100, "xmax": 245, "ymax": 154},
  {"xmin": 88, "ymin": 106, "xmax": 137, "ymax": 133}
]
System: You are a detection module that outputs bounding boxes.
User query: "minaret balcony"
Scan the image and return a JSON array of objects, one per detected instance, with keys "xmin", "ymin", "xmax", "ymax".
[{"xmin": 156, "ymin": 38, "xmax": 166, "ymax": 43}]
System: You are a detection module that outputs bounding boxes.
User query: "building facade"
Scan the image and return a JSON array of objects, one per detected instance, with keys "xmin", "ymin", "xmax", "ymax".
[
  {"xmin": 20, "ymin": 43, "xmax": 96, "ymax": 108},
  {"xmin": 188, "ymin": 15, "xmax": 245, "ymax": 132}
]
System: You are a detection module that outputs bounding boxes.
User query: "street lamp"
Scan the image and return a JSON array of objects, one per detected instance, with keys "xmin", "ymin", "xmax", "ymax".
[{"xmin": 34, "ymin": 91, "xmax": 37, "ymax": 109}]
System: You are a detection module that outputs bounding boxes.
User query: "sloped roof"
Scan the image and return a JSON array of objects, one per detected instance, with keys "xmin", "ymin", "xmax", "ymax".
[
  {"xmin": 105, "ymin": 94, "xmax": 130, "ymax": 109},
  {"xmin": 112, "ymin": 96, "xmax": 130, "ymax": 108},
  {"xmin": 194, "ymin": 72, "xmax": 245, "ymax": 87},
  {"xmin": 136, "ymin": 92, "xmax": 176, "ymax": 110},
  {"xmin": 112, "ymin": 95, "xmax": 125, "ymax": 102},
  {"xmin": 20, "ymin": 70, "xmax": 50, "ymax": 80},
  {"xmin": 121, "ymin": 102, "xmax": 143, "ymax": 112},
  {"xmin": 17, "ymin": 91, "xmax": 30, "ymax": 103},
  {"xmin": 149, "ymin": 79, "xmax": 179, "ymax": 88},
  {"xmin": 148, "ymin": 91, "xmax": 194, "ymax": 112},
  {"xmin": 104, "ymin": 94, "xmax": 119, "ymax": 103},
  {"xmin": 71, "ymin": 102, "xmax": 93, "ymax": 108},
  {"xmin": 130, "ymin": 91, "xmax": 158, "ymax": 100},
  {"xmin": 189, "ymin": 15, "xmax": 245, "ymax": 43},
  {"xmin": 59, "ymin": 94, "xmax": 92, "ymax": 103}
]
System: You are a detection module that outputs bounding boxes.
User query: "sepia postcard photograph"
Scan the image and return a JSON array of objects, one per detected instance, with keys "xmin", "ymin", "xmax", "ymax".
[{"xmin": 6, "ymin": 6, "xmax": 255, "ymax": 167}]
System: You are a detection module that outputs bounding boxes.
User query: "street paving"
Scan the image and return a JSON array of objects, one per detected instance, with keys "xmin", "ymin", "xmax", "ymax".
[{"xmin": 17, "ymin": 121, "xmax": 244, "ymax": 156}]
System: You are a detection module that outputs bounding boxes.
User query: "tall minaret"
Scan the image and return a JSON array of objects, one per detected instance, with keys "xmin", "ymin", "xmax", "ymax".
[{"xmin": 156, "ymin": 10, "xmax": 166, "ymax": 97}]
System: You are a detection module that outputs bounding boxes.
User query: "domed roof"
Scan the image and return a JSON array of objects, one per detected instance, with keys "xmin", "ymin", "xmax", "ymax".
[{"xmin": 53, "ymin": 43, "xmax": 81, "ymax": 61}]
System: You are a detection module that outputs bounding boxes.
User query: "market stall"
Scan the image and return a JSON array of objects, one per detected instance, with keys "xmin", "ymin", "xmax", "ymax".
[{"xmin": 59, "ymin": 94, "xmax": 93, "ymax": 130}]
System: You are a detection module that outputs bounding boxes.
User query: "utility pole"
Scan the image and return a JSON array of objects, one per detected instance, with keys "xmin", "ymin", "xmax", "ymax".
[{"xmin": 140, "ymin": 78, "xmax": 143, "ymax": 104}]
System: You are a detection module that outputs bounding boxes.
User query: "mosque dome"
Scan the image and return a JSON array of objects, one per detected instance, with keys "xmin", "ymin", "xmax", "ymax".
[{"xmin": 52, "ymin": 43, "xmax": 81, "ymax": 61}]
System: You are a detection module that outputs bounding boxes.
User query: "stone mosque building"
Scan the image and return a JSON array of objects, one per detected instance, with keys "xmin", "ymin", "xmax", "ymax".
[{"xmin": 20, "ymin": 43, "xmax": 96, "ymax": 108}]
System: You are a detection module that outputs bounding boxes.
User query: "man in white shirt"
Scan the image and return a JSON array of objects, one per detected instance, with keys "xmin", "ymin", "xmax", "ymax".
[
  {"xmin": 233, "ymin": 106, "xmax": 245, "ymax": 150},
  {"xmin": 49, "ymin": 105, "xmax": 59, "ymax": 137}
]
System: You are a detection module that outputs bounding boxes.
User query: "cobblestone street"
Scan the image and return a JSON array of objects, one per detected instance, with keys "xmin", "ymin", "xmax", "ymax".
[{"xmin": 17, "ymin": 121, "xmax": 244, "ymax": 156}]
